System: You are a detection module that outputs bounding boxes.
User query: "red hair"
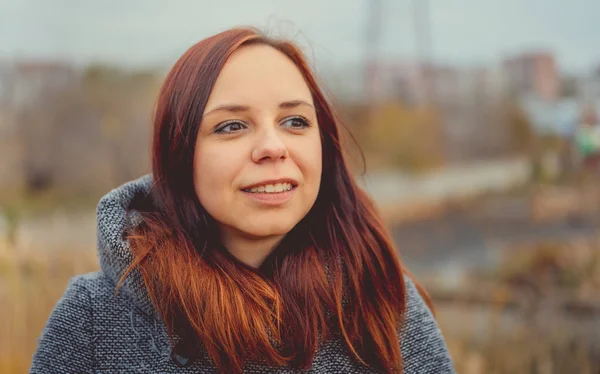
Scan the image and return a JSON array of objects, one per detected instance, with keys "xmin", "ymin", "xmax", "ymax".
[{"xmin": 120, "ymin": 27, "xmax": 433, "ymax": 373}]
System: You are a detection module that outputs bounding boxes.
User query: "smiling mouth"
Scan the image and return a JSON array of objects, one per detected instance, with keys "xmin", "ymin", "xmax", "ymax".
[{"xmin": 242, "ymin": 182, "xmax": 296, "ymax": 194}]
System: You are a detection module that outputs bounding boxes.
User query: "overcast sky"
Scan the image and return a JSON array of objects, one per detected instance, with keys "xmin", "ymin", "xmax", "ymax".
[{"xmin": 1, "ymin": 0, "xmax": 599, "ymax": 74}]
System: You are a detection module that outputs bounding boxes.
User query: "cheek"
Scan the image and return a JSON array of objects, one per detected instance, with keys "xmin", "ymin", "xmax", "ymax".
[
  {"xmin": 193, "ymin": 147, "xmax": 239, "ymax": 212},
  {"xmin": 308, "ymin": 152, "xmax": 322, "ymax": 189},
  {"xmin": 293, "ymin": 134, "xmax": 322, "ymax": 193},
  {"xmin": 306, "ymin": 135, "xmax": 323, "ymax": 180}
]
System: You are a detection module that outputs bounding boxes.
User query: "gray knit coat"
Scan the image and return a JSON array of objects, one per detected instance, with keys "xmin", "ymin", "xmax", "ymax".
[{"xmin": 30, "ymin": 175, "xmax": 456, "ymax": 373}]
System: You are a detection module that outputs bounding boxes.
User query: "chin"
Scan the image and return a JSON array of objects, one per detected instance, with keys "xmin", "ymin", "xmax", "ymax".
[{"xmin": 242, "ymin": 219, "xmax": 297, "ymax": 238}]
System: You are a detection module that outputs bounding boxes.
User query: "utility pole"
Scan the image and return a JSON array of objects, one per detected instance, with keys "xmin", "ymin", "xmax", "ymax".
[
  {"xmin": 364, "ymin": 0, "xmax": 383, "ymax": 103},
  {"xmin": 413, "ymin": 0, "xmax": 435, "ymax": 105}
]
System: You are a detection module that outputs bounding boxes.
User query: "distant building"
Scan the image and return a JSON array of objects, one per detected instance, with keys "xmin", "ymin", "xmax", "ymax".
[
  {"xmin": 576, "ymin": 64, "xmax": 600, "ymax": 103},
  {"xmin": 0, "ymin": 63, "xmax": 14, "ymax": 105},
  {"xmin": 360, "ymin": 60, "xmax": 422, "ymax": 104},
  {"xmin": 0, "ymin": 60, "xmax": 79, "ymax": 193},
  {"xmin": 503, "ymin": 51, "xmax": 560, "ymax": 103},
  {"xmin": 0, "ymin": 104, "xmax": 24, "ymax": 191},
  {"xmin": 437, "ymin": 66, "xmax": 513, "ymax": 162},
  {"xmin": 324, "ymin": 58, "xmax": 516, "ymax": 162},
  {"xmin": 319, "ymin": 62, "xmax": 365, "ymax": 103},
  {"xmin": 0, "ymin": 60, "xmax": 78, "ymax": 108},
  {"xmin": 356, "ymin": 59, "xmax": 510, "ymax": 107}
]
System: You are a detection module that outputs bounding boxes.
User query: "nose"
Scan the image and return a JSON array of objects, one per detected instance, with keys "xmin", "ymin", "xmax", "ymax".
[{"xmin": 251, "ymin": 127, "xmax": 288, "ymax": 163}]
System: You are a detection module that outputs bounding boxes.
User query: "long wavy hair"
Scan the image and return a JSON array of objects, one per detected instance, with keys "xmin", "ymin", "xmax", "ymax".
[{"xmin": 120, "ymin": 27, "xmax": 433, "ymax": 374}]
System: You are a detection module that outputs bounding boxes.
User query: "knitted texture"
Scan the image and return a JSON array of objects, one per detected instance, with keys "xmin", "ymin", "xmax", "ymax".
[{"xmin": 30, "ymin": 175, "xmax": 456, "ymax": 373}]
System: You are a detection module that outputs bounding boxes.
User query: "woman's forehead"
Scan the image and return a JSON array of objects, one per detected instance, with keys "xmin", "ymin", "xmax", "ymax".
[{"xmin": 204, "ymin": 44, "xmax": 314, "ymax": 112}]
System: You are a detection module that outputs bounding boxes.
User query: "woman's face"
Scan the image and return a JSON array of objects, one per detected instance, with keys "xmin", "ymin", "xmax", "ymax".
[{"xmin": 194, "ymin": 44, "xmax": 322, "ymax": 246}]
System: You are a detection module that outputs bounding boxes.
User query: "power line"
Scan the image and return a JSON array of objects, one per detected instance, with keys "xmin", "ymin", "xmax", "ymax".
[
  {"xmin": 364, "ymin": 0, "xmax": 383, "ymax": 102},
  {"xmin": 413, "ymin": 0, "xmax": 436, "ymax": 105}
]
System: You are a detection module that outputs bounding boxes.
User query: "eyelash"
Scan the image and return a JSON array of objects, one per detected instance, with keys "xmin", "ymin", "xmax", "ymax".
[
  {"xmin": 214, "ymin": 120, "xmax": 246, "ymax": 134},
  {"xmin": 213, "ymin": 116, "xmax": 312, "ymax": 134},
  {"xmin": 282, "ymin": 115, "xmax": 312, "ymax": 130}
]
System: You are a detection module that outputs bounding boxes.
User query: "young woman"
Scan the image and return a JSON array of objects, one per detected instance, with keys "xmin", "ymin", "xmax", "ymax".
[{"xmin": 30, "ymin": 27, "xmax": 455, "ymax": 374}]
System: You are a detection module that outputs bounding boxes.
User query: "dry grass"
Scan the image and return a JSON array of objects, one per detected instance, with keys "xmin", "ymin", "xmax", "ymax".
[
  {"xmin": 0, "ymin": 239, "xmax": 98, "ymax": 374},
  {"xmin": 437, "ymin": 237, "xmax": 600, "ymax": 374},
  {"xmin": 440, "ymin": 310, "xmax": 600, "ymax": 374}
]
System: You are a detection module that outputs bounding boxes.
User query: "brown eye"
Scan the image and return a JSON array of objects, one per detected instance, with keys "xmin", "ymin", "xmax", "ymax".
[
  {"xmin": 281, "ymin": 116, "xmax": 311, "ymax": 130},
  {"xmin": 214, "ymin": 120, "xmax": 247, "ymax": 134}
]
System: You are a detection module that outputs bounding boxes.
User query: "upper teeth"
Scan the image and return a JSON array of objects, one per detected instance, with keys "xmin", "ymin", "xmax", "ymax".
[{"xmin": 246, "ymin": 183, "xmax": 293, "ymax": 193}]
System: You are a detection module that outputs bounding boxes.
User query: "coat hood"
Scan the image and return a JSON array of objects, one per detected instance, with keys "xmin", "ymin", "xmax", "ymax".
[{"xmin": 96, "ymin": 174, "xmax": 156, "ymax": 315}]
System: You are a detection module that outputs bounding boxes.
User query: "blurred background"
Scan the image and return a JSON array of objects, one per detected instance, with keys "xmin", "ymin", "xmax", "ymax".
[{"xmin": 1, "ymin": 1, "xmax": 600, "ymax": 373}]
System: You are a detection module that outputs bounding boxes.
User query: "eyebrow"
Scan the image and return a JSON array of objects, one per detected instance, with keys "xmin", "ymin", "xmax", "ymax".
[{"xmin": 203, "ymin": 100, "xmax": 314, "ymax": 116}]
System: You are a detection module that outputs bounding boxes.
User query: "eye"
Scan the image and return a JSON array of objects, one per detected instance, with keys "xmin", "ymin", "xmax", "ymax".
[
  {"xmin": 280, "ymin": 116, "xmax": 311, "ymax": 130},
  {"xmin": 214, "ymin": 120, "xmax": 247, "ymax": 134}
]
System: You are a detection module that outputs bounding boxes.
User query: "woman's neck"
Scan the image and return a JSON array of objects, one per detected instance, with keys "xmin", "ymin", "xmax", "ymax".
[{"xmin": 220, "ymin": 229, "xmax": 284, "ymax": 268}]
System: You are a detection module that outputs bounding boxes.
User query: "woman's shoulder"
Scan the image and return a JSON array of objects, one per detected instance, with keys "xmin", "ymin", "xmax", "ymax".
[
  {"xmin": 51, "ymin": 270, "xmax": 147, "ymax": 322},
  {"xmin": 30, "ymin": 273, "xmax": 101, "ymax": 373},
  {"xmin": 402, "ymin": 275, "xmax": 440, "ymax": 340},
  {"xmin": 401, "ymin": 275, "xmax": 456, "ymax": 373},
  {"xmin": 402, "ymin": 275, "xmax": 432, "ymax": 320},
  {"xmin": 31, "ymin": 271, "xmax": 172, "ymax": 373},
  {"xmin": 65, "ymin": 270, "xmax": 117, "ymax": 300},
  {"xmin": 66, "ymin": 270, "xmax": 146, "ymax": 313}
]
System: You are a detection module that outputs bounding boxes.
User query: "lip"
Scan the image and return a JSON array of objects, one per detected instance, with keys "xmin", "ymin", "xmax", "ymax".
[
  {"xmin": 240, "ymin": 178, "xmax": 299, "ymax": 190},
  {"xmin": 242, "ymin": 187, "xmax": 296, "ymax": 205}
]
